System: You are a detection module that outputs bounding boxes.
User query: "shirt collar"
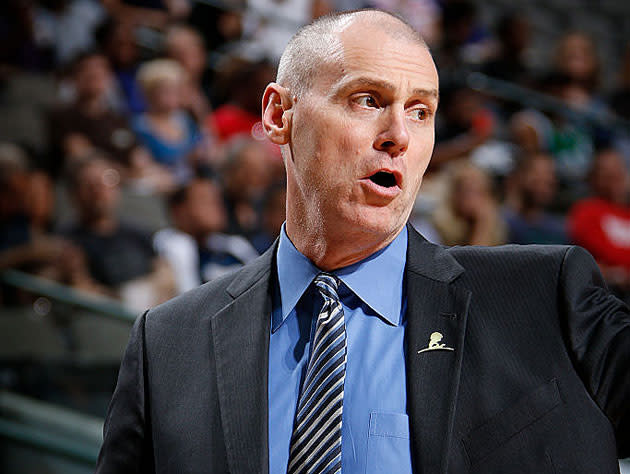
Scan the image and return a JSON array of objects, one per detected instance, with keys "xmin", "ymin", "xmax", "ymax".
[{"xmin": 274, "ymin": 224, "xmax": 407, "ymax": 332}]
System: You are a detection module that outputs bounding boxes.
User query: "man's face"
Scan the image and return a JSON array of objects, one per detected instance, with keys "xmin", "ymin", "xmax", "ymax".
[
  {"xmin": 522, "ymin": 157, "xmax": 556, "ymax": 208},
  {"xmin": 74, "ymin": 162, "xmax": 120, "ymax": 221},
  {"xmin": 285, "ymin": 24, "xmax": 439, "ymax": 244},
  {"xmin": 75, "ymin": 55, "xmax": 112, "ymax": 100},
  {"xmin": 592, "ymin": 151, "xmax": 628, "ymax": 204},
  {"xmin": 185, "ymin": 179, "xmax": 227, "ymax": 236}
]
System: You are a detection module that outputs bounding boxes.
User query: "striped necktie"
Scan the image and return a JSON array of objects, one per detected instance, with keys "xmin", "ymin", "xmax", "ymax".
[{"xmin": 287, "ymin": 273, "xmax": 347, "ymax": 474}]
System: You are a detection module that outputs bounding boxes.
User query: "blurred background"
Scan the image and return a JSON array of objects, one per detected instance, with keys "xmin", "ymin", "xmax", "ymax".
[{"xmin": 0, "ymin": 0, "xmax": 629, "ymax": 472}]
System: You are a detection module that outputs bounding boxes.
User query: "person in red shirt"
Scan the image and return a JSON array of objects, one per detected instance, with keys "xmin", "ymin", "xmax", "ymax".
[{"xmin": 569, "ymin": 148, "xmax": 630, "ymax": 299}]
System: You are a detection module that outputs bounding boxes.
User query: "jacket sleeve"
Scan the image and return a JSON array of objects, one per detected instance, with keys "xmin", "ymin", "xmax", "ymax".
[
  {"xmin": 95, "ymin": 310, "xmax": 155, "ymax": 474},
  {"xmin": 559, "ymin": 246, "xmax": 630, "ymax": 458}
]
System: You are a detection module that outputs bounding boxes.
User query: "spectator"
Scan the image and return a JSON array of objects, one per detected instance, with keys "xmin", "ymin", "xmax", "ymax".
[
  {"xmin": 569, "ymin": 148, "xmax": 630, "ymax": 300},
  {"xmin": 0, "ymin": 143, "xmax": 101, "ymax": 294},
  {"xmin": 164, "ymin": 24, "xmax": 212, "ymax": 126},
  {"xmin": 432, "ymin": 161, "xmax": 506, "ymax": 246},
  {"xmin": 433, "ymin": 0, "xmax": 492, "ymax": 76},
  {"xmin": 209, "ymin": 56, "xmax": 276, "ymax": 142},
  {"xmin": 47, "ymin": 50, "xmax": 138, "ymax": 176},
  {"xmin": 132, "ymin": 58, "xmax": 203, "ymax": 185},
  {"xmin": 431, "ymin": 86, "xmax": 495, "ymax": 169},
  {"xmin": 553, "ymin": 32, "xmax": 601, "ymax": 101},
  {"xmin": 610, "ymin": 43, "xmax": 630, "ymax": 122},
  {"xmin": 609, "ymin": 44, "xmax": 630, "ymax": 165},
  {"xmin": 553, "ymin": 32, "xmax": 613, "ymax": 145},
  {"xmin": 242, "ymin": 0, "xmax": 332, "ymax": 61},
  {"xmin": 100, "ymin": 0, "xmax": 191, "ymax": 30},
  {"xmin": 222, "ymin": 138, "xmax": 277, "ymax": 237},
  {"xmin": 481, "ymin": 12, "xmax": 533, "ymax": 86},
  {"xmin": 368, "ymin": 0, "xmax": 441, "ymax": 46},
  {"xmin": 33, "ymin": 0, "xmax": 107, "ymax": 67},
  {"xmin": 502, "ymin": 153, "xmax": 568, "ymax": 244},
  {"xmin": 0, "ymin": 0, "xmax": 55, "ymax": 71},
  {"xmin": 97, "ymin": 19, "xmax": 146, "ymax": 115},
  {"xmin": 153, "ymin": 177, "xmax": 258, "ymax": 292},
  {"xmin": 63, "ymin": 157, "xmax": 175, "ymax": 310},
  {"xmin": 0, "ymin": 143, "xmax": 50, "ymax": 253},
  {"xmin": 186, "ymin": 2, "xmax": 245, "ymax": 62},
  {"xmin": 509, "ymin": 73, "xmax": 595, "ymax": 208},
  {"xmin": 250, "ymin": 184, "xmax": 286, "ymax": 254}
]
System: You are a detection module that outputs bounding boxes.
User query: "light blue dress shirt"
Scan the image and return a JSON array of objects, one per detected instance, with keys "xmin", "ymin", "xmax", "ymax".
[{"xmin": 269, "ymin": 226, "xmax": 412, "ymax": 474}]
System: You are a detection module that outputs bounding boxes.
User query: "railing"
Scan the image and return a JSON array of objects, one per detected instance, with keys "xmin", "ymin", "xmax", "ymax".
[
  {"xmin": 0, "ymin": 270, "xmax": 132, "ymax": 471},
  {"xmin": 465, "ymin": 72, "xmax": 630, "ymax": 133},
  {"xmin": 0, "ymin": 390, "xmax": 102, "ymax": 468},
  {"xmin": 1, "ymin": 269, "xmax": 137, "ymax": 324}
]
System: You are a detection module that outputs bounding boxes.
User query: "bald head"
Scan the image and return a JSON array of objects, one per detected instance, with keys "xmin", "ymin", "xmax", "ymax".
[{"xmin": 276, "ymin": 9, "xmax": 429, "ymax": 97}]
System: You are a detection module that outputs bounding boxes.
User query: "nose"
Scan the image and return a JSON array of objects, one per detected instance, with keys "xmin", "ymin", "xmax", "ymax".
[{"xmin": 374, "ymin": 107, "xmax": 409, "ymax": 157}]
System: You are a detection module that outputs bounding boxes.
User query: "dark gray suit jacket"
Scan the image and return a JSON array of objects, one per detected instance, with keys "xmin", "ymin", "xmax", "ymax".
[{"xmin": 96, "ymin": 227, "xmax": 630, "ymax": 473}]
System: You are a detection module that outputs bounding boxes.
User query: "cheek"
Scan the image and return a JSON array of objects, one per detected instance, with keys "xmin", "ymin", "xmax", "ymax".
[
  {"xmin": 342, "ymin": 131, "xmax": 363, "ymax": 159},
  {"xmin": 414, "ymin": 131, "xmax": 435, "ymax": 167},
  {"xmin": 291, "ymin": 105, "xmax": 365, "ymax": 190},
  {"xmin": 407, "ymin": 136, "xmax": 435, "ymax": 188}
]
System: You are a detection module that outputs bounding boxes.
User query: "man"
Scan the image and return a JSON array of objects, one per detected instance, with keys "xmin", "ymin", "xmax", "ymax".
[
  {"xmin": 153, "ymin": 177, "xmax": 259, "ymax": 294},
  {"xmin": 503, "ymin": 153, "xmax": 568, "ymax": 245},
  {"xmin": 47, "ymin": 51, "xmax": 137, "ymax": 176},
  {"xmin": 569, "ymin": 148, "xmax": 630, "ymax": 301},
  {"xmin": 63, "ymin": 157, "xmax": 175, "ymax": 312},
  {"xmin": 96, "ymin": 9, "xmax": 630, "ymax": 474}
]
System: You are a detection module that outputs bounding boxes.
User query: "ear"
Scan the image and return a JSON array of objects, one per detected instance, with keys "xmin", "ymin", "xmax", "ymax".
[{"xmin": 262, "ymin": 83, "xmax": 294, "ymax": 145}]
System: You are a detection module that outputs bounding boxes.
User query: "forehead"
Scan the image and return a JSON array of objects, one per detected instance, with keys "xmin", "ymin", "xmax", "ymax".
[
  {"xmin": 77, "ymin": 164, "xmax": 110, "ymax": 188},
  {"xmin": 597, "ymin": 151, "xmax": 623, "ymax": 169},
  {"xmin": 190, "ymin": 179, "xmax": 217, "ymax": 195},
  {"xmin": 315, "ymin": 21, "xmax": 438, "ymax": 97},
  {"xmin": 78, "ymin": 56, "xmax": 108, "ymax": 71}
]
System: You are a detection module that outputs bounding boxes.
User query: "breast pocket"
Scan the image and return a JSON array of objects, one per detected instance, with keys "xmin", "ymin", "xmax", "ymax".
[
  {"xmin": 462, "ymin": 378, "xmax": 562, "ymax": 473},
  {"xmin": 366, "ymin": 412, "xmax": 413, "ymax": 474}
]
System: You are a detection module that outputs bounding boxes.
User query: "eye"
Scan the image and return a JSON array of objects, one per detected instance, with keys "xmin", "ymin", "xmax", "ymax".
[
  {"xmin": 354, "ymin": 94, "xmax": 379, "ymax": 108},
  {"xmin": 409, "ymin": 106, "xmax": 430, "ymax": 121}
]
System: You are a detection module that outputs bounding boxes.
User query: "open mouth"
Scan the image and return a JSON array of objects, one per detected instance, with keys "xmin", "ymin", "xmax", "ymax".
[{"xmin": 368, "ymin": 171, "xmax": 398, "ymax": 188}]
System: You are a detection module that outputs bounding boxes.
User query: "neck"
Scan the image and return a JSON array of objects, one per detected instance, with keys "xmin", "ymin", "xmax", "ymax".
[
  {"xmin": 194, "ymin": 231, "xmax": 211, "ymax": 245},
  {"xmin": 603, "ymin": 193, "xmax": 629, "ymax": 206},
  {"xmin": 147, "ymin": 108, "xmax": 174, "ymax": 120},
  {"xmin": 82, "ymin": 215, "xmax": 117, "ymax": 234},
  {"xmin": 520, "ymin": 206, "xmax": 543, "ymax": 220},
  {"xmin": 517, "ymin": 196, "xmax": 544, "ymax": 220},
  {"xmin": 78, "ymin": 95, "xmax": 107, "ymax": 116},
  {"xmin": 286, "ymin": 219, "xmax": 401, "ymax": 271}
]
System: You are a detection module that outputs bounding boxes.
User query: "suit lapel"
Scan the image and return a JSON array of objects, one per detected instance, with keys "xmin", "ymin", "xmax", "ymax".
[
  {"xmin": 209, "ymin": 230, "xmax": 470, "ymax": 474},
  {"xmin": 405, "ymin": 227, "xmax": 471, "ymax": 474},
  {"xmin": 210, "ymin": 245, "xmax": 276, "ymax": 474}
]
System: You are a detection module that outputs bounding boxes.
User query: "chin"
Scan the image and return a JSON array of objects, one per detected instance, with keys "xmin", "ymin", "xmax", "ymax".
[{"xmin": 342, "ymin": 206, "xmax": 407, "ymax": 241}]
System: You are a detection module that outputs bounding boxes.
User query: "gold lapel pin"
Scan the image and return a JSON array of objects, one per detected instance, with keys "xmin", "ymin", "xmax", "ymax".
[{"xmin": 418, "ymin": 331, "xmax": 455, "ymax": 353}]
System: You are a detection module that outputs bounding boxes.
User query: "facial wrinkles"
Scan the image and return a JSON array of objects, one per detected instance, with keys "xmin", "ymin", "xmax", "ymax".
[
  {"xmin": 327, "ymin": 44, "xmax": 431, "ymax": 185},
  {"xmin": 342, "ymin": 50, "xmax": 438, "ymax": 106},
  {"xmin": 286, "ymin": 17, "xmax": 438, "ymax": 259},
  {"xmin": 294, "ymin": 19, "xmax": 437, "ymax": 218},
  {"xmin": 348, "ymin": 47, "xmax": 434, "ymax": 79}
]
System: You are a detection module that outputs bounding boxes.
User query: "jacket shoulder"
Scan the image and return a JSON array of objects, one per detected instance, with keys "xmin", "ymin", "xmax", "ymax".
[
  {"xmin": 145, "ymin": 270, "xmax": 236, "ymax": 327},
  {"xmin": 447, "ymin": 243, "xmax": 574, "ymax": 267},
  {"xmin": 448, "ymin": 243, "xmax": 572, "ymax": 258},
  {"xmin": 442, "ymin": 244, "xmax": 588, "ymax": 285},
  {"xmin": 144, "ymin": 242, "xmax": 275, "ymax": 329}
]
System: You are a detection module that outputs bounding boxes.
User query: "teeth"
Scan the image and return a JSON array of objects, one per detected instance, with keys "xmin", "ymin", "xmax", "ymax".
[{"xmin": 369, "ymin": 171, "xmax": 396, "ymax": 188}]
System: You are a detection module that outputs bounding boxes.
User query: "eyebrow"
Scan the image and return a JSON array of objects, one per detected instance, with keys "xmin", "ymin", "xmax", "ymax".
[{"xmin": 333, "ymin": 77, "xmax": 439, "ymax": 103}]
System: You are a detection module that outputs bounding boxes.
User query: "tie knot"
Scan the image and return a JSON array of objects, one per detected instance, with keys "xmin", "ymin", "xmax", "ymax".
[{"xmin": 314, "ymin": 272, "xmax": 339, "ymax": 300}]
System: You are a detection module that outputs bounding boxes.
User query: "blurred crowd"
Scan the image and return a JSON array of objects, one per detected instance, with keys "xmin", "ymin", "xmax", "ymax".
[{"xmin": 1, "ymin": 0, "xmax": 630, "ymax": 311}]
